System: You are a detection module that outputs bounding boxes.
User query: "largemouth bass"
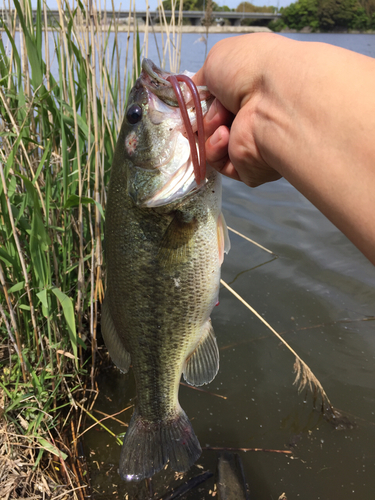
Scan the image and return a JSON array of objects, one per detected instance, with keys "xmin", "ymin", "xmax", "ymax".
[{"xmin": 102, "ymin": 59, "xmax": 230, "ymax": 482}]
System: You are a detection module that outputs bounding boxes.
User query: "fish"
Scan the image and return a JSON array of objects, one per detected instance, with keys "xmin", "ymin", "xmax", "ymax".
[{"xmin": 101, "ymin": 59, "xmax": 230, "ymax": 482}]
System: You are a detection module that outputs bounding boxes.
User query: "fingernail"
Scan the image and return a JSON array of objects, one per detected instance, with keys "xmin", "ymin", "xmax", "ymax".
[{"xmin": 209, "ymin": 128, "xmax": 222, "ymax": 146}]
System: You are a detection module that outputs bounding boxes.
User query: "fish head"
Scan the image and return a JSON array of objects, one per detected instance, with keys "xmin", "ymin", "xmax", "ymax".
[
  {"xmin": 122, "ymin": 59, "xmax": 213, "ymax": 207},
  {"xmin": 124, "ymin": 72, "xmax": 178, "ymax": 170}
]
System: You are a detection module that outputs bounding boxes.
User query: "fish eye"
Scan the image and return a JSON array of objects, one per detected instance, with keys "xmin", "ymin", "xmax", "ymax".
[{"xmin": 126, "ymin": 104, "xmax": 142, "ymax": 125}]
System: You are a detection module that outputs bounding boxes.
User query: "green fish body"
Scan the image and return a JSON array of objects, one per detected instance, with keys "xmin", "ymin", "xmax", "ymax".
[{"xmin": 102, "ymin": 60, "xmax": 230, "ymax": 482}]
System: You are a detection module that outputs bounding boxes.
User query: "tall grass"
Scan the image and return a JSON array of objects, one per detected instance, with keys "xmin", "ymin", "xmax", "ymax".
[{"xmin": 0, "ymin": 0, "xmax": 182, "ymax": 450}]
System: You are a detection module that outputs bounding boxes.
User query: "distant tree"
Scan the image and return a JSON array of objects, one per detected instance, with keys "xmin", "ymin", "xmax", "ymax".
[
  {"xmin": 161, "ymin": 0, "xmax": 221, "ymax": 11},
  {"xmin": 358, "ymin": 0, "xmax": 375, "ymax": 16},
  {"xmin": 351, "ymin": 5, "xmax": 370, "ymax": 28},
  {"xmin": 236, "ymin": 1, "xmax": 275, "ymax": 12},
  {"xmin": 268, "ymin": 17, "xmax": 286, "ymax": 30},
  {"xmin": 317, "ymin": 0, "xmax": 364, "ymax": 29},
  {"xmin": 162, "ymin": 0, "xmax": 197, "ymax": 10},
  {"xmin": 216, "ymin": 4, "xmax": 232, "ymax": 11},
  {"xmin": 279, "ymin": 0, "xmax": 372, "ymax": 31},
  {"xmin": 281, "ymin": 0, "xmax": 319, "ymax": 30}
]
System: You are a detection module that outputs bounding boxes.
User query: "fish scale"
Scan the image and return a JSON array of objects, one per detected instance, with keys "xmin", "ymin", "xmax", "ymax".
[{"xmin": 102, "ymin": 59, "xmax": 230, "ymax": 482}]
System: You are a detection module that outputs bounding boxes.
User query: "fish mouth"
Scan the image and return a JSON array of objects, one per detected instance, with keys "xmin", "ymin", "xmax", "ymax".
[
  {"xmin": 140, "ymin": 59, "xmax": 211, "ymax": 108},
  {"xmin": 141, "ymin": 59, "xmax": 172, "ymax": 91},
  {"xmin": 141, "ymin": 59, "xmax": 212, "ymax": 186}
]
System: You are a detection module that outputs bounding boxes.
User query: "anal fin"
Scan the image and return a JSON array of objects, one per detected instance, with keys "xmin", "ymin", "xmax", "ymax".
[
  {"xmin": 183, "ymin": 320, "xmax": 219, "ymax": 387},
  {"xmin": 101, "ymin": 297, "xmax": 131, "ymax": 373}
]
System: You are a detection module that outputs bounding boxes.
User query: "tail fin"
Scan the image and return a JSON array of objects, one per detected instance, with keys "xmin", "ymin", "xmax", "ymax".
[{"xmin": 119, "ymin": 408, "xmax": 201, "ymax": 482}]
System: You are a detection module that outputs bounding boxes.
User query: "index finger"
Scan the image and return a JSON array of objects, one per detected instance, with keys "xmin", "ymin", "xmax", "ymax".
[{"xmin": 193, "ymin": 67, "xmax": 205, "ymax": 88}]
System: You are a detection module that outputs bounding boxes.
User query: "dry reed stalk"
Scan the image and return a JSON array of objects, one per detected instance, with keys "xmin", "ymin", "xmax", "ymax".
[
  {"xmin": 0, "ymin": 161, "xmax": 42, "ymax": 365},
  {"xmin": 88, "ymin": 0, "xmax": 101, "ymax": 385},
  {"xmin": 73, "ymin": 400, "xmax": 123, "ymax": 444},
  {"xmin": 0, "ymin": 268, "xmax": 24, "ymax": 376},
  {"xmin": 5, "ymin": 9, "xmax": 16, "ymax": 101},
  {"xmin": 93, "ymin": 407, "xmax": 132, "ymax": 426},
  {"xmin": 220, "ymin": 278, "xmax": 336, "ymax": 415},
  {"xmin": 144, "ymin": 0, "xmax": 150, "ymax": 57},
  {"xmin": 57, "ymin": 0, "xmax": 85, "ymax": 360},
  {"xmin": 180, "ymin": 381, "xmax": 227, "ymax": 400},
  {"xmin": 20, "ymin": 3, "xmax": 29, "ymax": 99},
  {"xmin": 92, "ymin": 2, "xmax": 107, "ymax": 235},
  {"xmin": 158, "ymin": 0, "xmax": 167, "ymax": 67},
  {"xmin": 0, "ymin": 85, "xmax": 46, "ymax": 215},
  {"xmin": 227, "ymin": 226, "xmax": 276, "ymax": 255},
  {"xmin": 111, "ymin": 0, "xmax": 122, "ymax": 115},
  {"xmin": 148, "ymin": 0, "xmax": 183, "ymax": 73},
  {"xmin": 0, "ymin": 418, "xmax": 84, "ymax": 500},
  {"xmin": 43, "ymin": 0, "xmax": 56, "ymax": 158},
  {"xmin": 204, "ymin": 446, "xmax": 292, "ymax": 454},
  {"xmin": 171, "ymin": 0, "xmax": 183, "ymax": 72},
  {"xmin": 123, "ymin": 0, "xmax": 133, "ymax": 107},
  {"xmin": 131, "ymin": 0, "xmax": 137, "ymax": 80},
  {"xmin": 74, "ymin": 404, "xmax": 133, "ymax": 441},
  {"xmin": 177, "ymin": 0, "xmax": 183, "ymax": 70},
  {"xmin": 70, "ymin": 0, "xmax": 96, "ymax": 385},
  {"xmin": 170, "ymin": 0, "xmax": 176, "ymax": 69}
]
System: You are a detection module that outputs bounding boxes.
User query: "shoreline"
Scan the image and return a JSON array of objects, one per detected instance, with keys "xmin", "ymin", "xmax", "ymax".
[
  {"xmin": 3, "ymin": 25, "xmax": 375, "ymax": 34},
  {"xmin": 0, "ymin": 24, "xmax": 270, "ymax": 33},
  {"xmin": 0, "ymin": 25, "xmax": 271, "ymax": 33},
  {"xmin": 134, "ymin": 25, "xmax": 272, "ymax": 33}
]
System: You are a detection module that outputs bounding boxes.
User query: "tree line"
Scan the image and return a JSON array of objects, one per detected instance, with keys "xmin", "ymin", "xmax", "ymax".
[
  {"xmin": 161, "ymin": 0, "xmax": 275, "ymax": 13},
  {"xmin": 162, "ymin": 0, "xmax": 375, "ymax": 31},
  {"xmin": 273, "ymin": 0, "xmax": 375, "ymax": 31}
]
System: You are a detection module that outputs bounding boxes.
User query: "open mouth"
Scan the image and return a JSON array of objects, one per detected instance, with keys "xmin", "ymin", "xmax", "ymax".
[{"xmin": 141, "ymin": 59, "xmax": 211, "ymax": 186}]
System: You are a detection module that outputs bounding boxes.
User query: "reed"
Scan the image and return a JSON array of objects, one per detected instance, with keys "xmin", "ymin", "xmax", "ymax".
[{"xmin": 0, "ymin": 0, "xmax": 183, "ymax": 459}]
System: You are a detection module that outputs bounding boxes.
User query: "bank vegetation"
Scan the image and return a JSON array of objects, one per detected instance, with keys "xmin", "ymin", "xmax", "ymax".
[
  {"xmin": 271, "ymin": 0, "xmax": 375, "ymax": 31},
  {"xmin": 0, "ymin": 0, "xmax": 185, "ymax": 497}
]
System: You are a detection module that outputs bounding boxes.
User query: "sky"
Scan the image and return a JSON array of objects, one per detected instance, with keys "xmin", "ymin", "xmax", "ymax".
[{"xmin": 33, "ymin": 0, "xmax": 293, "ymax": 12}]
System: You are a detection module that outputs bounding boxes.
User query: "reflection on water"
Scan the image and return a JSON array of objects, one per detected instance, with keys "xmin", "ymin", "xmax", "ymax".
[
  {"xmin": 84, "ymin": 33, "xmax": 375, "ymax": 499},
  {"xmin": 86, "ymin": 177, "xmax": 375, "ymax": 499}
]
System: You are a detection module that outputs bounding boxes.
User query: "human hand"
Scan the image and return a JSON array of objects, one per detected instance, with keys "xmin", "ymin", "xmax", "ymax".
[
  {"xmin": 193, "ymin": 34, "xmax": 282, "ymax": 187},
  {"xmin": 194, "ymin": 33, "xmax": 375, "ymax": 265}
]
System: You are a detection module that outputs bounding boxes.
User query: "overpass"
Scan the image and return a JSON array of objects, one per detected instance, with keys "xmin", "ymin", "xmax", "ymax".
[
  {"xmin": 25, "ymin": 9, "xmax": 280, "ymax": 28},
  {"xmin": 108, "ymin": 10, "xmax": 280, "ymax": 27},
  {"xmin": 120, "ymin": 10, "xmax": 280, "ymax": 26}
]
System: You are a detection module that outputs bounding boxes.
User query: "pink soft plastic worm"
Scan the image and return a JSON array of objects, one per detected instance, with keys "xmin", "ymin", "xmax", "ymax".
[{"xmin": 167, "ymin": 74, "xmax": 206, "ymax": 186}]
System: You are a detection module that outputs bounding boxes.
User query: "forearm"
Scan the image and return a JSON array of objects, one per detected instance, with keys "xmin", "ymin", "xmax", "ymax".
[{"xmin": 256, "ymin": 39, "xmax": 375, "ymax": 264}]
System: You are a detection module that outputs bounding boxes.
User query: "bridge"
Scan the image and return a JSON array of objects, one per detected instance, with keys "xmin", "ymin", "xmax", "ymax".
[
  {"xmin": 118, "ymin": 10, "xmax": 280, "ymax": 26},
  {"xmin": 25, "ymin": 9, "xmax": 280, "ymax": 28}
]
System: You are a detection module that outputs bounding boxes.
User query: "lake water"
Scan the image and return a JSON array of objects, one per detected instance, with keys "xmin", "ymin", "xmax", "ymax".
[{"xmin": 85, "ymin": 33, "xmax": 375, "ymax": 500}]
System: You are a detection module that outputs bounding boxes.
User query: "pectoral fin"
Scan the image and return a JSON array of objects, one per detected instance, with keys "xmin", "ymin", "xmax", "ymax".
[
  {"xmin": 183, "ymin": 320, "xmax": 219, "ymax": 387},
  {"xmin": 158, "ymin": 211, "xmax": 198, "ymax": 267},
  {"xmin": 217, "ymin": 212, "xmax": 231, "ymax": 265},
  {"xmin": 101, "ymin": 297, "xmax": 131, "ymax": 373}
]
